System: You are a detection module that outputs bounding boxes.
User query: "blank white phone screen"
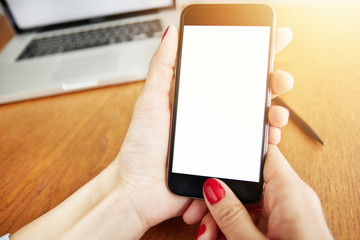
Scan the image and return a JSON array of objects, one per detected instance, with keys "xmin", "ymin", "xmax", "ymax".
[{"xmin": 172, "ymin": 25, "xmax": 270, "ymax": 182}]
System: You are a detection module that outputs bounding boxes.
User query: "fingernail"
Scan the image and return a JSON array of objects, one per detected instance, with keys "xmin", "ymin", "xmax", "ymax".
[
  {"xmin": 196, "ymin": 224, "xmax": 206, "ymax": 239},
  {"xmin": 161, "ymin": 25, "xmax": 170, "ymax": 42},
  {"xmin": 203, "ymin": 178, "xmax": 225, "ymax": 205}
]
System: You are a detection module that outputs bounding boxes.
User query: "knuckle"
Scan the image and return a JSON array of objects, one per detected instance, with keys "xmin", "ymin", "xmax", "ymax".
[{"xmin": 218, "ymin": 203, "xmax": 247, "ymax": 229}]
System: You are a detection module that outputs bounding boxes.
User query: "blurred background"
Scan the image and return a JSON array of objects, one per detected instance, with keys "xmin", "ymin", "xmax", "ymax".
[
  {"xmin": 180, "ymin": 0, "xmax": 359, "ymax": 5},
  {"xmin": 1, "ymin": 0, "xmax": 359, "ymax": 16}
]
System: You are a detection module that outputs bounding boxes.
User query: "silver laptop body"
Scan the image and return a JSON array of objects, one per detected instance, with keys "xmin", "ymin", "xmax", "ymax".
[{"xmin": 0, "ymin": 0, "xmax": 178, "ymax": 104}]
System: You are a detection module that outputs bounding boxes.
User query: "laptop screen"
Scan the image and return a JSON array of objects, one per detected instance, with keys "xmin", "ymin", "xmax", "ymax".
[{"xmin": 2, "ymin": 0, "xmax": 174, "ymax": 31}]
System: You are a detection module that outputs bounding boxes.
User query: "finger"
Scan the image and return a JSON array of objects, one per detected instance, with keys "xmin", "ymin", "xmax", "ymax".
[
  {"xmin": 256, "ymin": 214, "xmax": 268, "ymax": 234},
  {"xmin": 203, "ymin": 178, "xmax": 266, "ymax": 240},
  {"xmin": 268, "ymin": 126, "xmax": 281, "ymax": 145},
  {"xmin": 263, "ymin": 145, "xmax": 333, "ymax": 240},
  {"xmin": 268, "ymin": 106, "xmax": 289, "ymax": 128},
  {"xmin": 246, "ymin": 201, "xmax": 268, "ymax": 234},
  {"xmin": 275, "ymin": 27, "xmax": 293, "ymax": 55},
  {"xmin": 196, "ymin": 212, "xmax": 219, "ymax": 240},
  {"xmin": 182, "ymin": 199, "xmax": 208, "ymax": 225},
  {"xmin": 144, "ymin": 25, "xmax": 178, "ymax": 95},
  {"xmin": 262, "ymin": 144, "xmax": 308, "ymax": 234},
  {"xmin": 264, "ymin": 144, "xmax": 300, "ymax": 184},
  {"xmin": 245, "ymin": 204, "xmax": 262, "ymax": 224},
  {"xmin": 270, "ymin": 70, "xmax": 294, "ymax": 98}
]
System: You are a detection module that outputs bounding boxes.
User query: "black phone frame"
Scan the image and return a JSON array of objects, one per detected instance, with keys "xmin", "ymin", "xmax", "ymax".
[{"xmin": 167, "ymin": 4, "xmax": 275, "ymax": 204}]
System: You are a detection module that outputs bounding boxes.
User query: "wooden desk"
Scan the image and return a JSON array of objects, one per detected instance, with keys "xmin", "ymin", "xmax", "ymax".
[{"xmin": 1, "ymin": 5, "xmax": 360, "ymax": 239}]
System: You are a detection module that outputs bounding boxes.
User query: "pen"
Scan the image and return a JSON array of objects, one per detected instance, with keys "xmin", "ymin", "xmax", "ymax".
[{"xmin": 272, "ymin": 97, "xmax": 326, "ymax": 146}]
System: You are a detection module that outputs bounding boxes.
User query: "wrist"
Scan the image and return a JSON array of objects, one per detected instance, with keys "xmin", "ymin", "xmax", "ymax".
[
  {"xmin": 12, "ymin": 162, "xmax": 148, "ymax": 240},
  {"xmin": 60, "ymin": 162, "xmax": 148, "ymax": 239}
]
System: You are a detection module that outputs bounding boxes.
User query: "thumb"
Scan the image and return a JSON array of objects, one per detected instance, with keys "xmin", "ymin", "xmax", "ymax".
[
  {"xmin": 143, "ymin": 25, "xmax": 178, "ymax": 95},
  {"xmin": 264, "ymin": 144, "xmax": 302, "ymax": 184},
  {"xmin": 203, "ymin": 178, "xmax": 267, "ymax": 240}
]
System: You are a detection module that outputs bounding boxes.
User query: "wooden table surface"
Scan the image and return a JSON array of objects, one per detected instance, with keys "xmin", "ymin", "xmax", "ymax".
[{"xmin": 1, "ymin": 4, "xmax": 360, "ymax": 239}]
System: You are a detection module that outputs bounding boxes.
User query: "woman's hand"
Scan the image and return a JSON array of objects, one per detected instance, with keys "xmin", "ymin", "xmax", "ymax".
[{"xmin": 195, "ymin": 145, "xmax": 333, "ymax": 240}]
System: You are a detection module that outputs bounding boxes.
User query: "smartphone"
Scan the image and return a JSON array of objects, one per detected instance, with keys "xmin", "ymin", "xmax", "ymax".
[{"xmin": 167, "ymin": 4, "xmax": 276, "ymax": 203}]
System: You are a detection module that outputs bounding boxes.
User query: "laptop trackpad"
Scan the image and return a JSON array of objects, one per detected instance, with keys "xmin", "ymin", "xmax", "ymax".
[{"xmin": 51, "ymin": 51, "xmax": 118, "ymax": 83}]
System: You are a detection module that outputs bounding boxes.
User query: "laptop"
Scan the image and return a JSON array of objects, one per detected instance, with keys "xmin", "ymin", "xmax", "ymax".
[{"xmin": 0, "ymin": 0, "xmax": 178, "ymax": 104}]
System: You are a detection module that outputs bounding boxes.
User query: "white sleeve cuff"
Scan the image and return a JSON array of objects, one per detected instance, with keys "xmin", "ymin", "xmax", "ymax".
[{"xmin": 0, "ymin": 234, "xmax": 11, "ymax": 240}]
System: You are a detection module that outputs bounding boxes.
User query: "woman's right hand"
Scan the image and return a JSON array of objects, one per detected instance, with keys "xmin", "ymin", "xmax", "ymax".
[{"xmin": 196, "ymin": 144, "xmax": 333, "ymax": 240}]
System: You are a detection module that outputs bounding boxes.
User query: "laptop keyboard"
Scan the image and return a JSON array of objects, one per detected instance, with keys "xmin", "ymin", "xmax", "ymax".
[{"xmin": 17, "ymin": 19, "xmax": 162, "ymax": 61}]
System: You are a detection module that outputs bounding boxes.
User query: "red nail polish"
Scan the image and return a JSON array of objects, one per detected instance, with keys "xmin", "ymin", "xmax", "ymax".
[
  {"xmin": 203, "ymin": 178, "xmax": 225, "ymax": 205},
  {"xmin": 161, "ymin": 25, "xmax": 170, "ymax": 42},
  {"xmin": 196, "ymin": 224, "xmax": 206, "ymax": 239}
]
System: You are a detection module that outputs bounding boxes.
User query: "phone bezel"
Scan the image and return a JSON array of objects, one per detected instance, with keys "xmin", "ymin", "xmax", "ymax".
[{"xmin": 167, "ymin": 4, "xmax": 275, "ymax": 204}]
